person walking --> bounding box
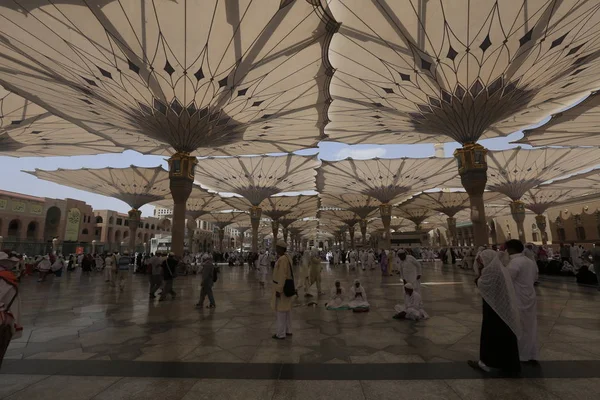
[148,253,163,299]
[271,241,294,340]
[159,253,178,301]
[116,251,131,292]
[196,253,216,308]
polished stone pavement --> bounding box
[1,261,599,399]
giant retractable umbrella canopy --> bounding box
[325,0,600,246]
[202,211,248,252]
[514,186,593,244]
[519,91,600,147]
[454,203,511,245]
[319,193,379,246]
[0,86,124,156]
[319,209,361,249]
[223,194,319,248]
[394,206,436,232]
[404,191,505,245]
[318,156,457,249]
[0,0,337,255]
[484,147,600,242]
[195,154,320,251]
[152,187,231,220]
[26,165,170,252]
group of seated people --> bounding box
[324,279,429,320]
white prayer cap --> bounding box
[404,283,414,290]
[276,240,288,249]
[398,249,406,254]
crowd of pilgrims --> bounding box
[1,238,599,372]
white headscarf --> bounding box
[477,249,522,338]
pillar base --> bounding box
[510,200,527,243]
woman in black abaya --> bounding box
[469,249,522,376]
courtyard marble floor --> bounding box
[1,261,599,399]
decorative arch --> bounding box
[145,223,149,229]
[8,219,21,239]
[43,206,61,240]
[95,216,103,223]
[82,228,89,235]
[26,221,38,240]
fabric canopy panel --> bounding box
[0,86,122,156]
[222,194,319,220]
[319,193,380,219]
[0,0,337,155]
[519,91,600,146]
[318,157,457,203]
[394,206,436,226]
[152,187,231,216]
[454,204,511,223]
[195,154,321,205]
[202,211,248,229]
[319,209,360,226]
[405,191,505,217]
[26,165,170,209]
[325,0,600,145]
[485,147,600,201]
[518,187,593,215]
[543,168,600,192]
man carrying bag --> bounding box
[271,240,295,340]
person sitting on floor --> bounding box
[348,279,369,312]
[325,280,348,310]
[393,283,429,321]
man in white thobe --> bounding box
[394,283,429,320]
[398,250,422,292]
[506,239,539,363]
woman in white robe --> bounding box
[348,279,369,311]
[326,280,348,310]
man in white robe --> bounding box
[394,283,429,320]
[367,250,376,270]
[506,239,539,363]
[360,250,368,270]
[398,250,422,292]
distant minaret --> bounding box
[434,143,444,157]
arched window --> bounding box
[145,223,149,229]
[95,216,103,224]
[557,228,566,242]
[8,219,21,239]
[151,224,155,230]
[26,221,38,240]
[82,228,89,235]
[576,226,586,241]
[109,217,114,225]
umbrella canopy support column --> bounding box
[217,228,225,253]
[488,219,499,245]
[510,201,527,243]
[379,203,392,250]
[127,209,141,254]
[283,227,289,244]
[454,143,489,247]
[446,217,457,246]
[168,153,197,257]
[348,224,355,249]
[271,220,280,250]
[359,219,367,247]
[250,207,262,252]
[535,214,548,245]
